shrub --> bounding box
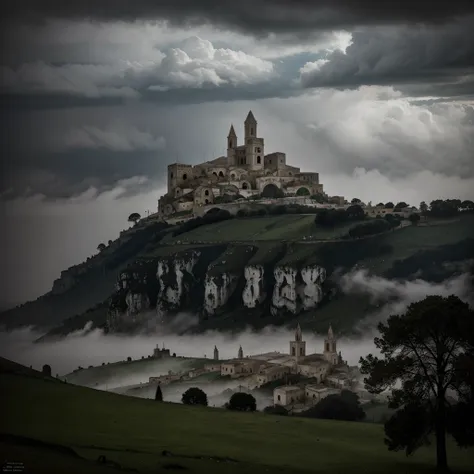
[227,392,257,412]
[263,405,288,416]
[42,364,52,377]
[182,387,208,406]
[349,219,391,238]
[155,385,163,402]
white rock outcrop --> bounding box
[156,252,200,306]
[125,292,150,317]
[300,265,326,309]
[204,273,238,314]
[242,265,266,308]
[271,266,299,314]
[271,264,326,314]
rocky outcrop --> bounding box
[271,265,326,315]
[204,273,239,314]
[242,265,266,308]
[106,244,329,332]
[156,251,200,317]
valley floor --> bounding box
[1,361,473,474]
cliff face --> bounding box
[106,244,329,333]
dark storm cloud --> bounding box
[3,0,474,33]
[300,17,474,96]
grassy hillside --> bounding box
[1,360,473,474]
[161,214,359,243]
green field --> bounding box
[2,360,473,473]
[162,215,358,243]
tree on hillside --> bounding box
[346,204,365,221]
[299,390,365,421]
[108,240,113,245]
[408,213,421,225]
[227,392,257,412]
[42,364,52,377]
[182,387,208,406]
[420,201,428,213]
[461,200,474,211]
[385,202,394,209]
[376,202,385,208]
[359,295,474,472]
[97,243,106,252]
[394,201,409,210]
[155,385,163,402]
[351,198,361,204]
[128,212,141,225]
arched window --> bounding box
[230,173,236,179]
[205,199,209,204]
[278,395,281,401]
[204,190,209,196]
[229,140,232,148]
[257,156,261,164]
[182,173,187,180]
[291,347,295,356]
[218,171,224,177]
[251,128,254,135]
[242,182,249,190]
[213,172,217,176]
[170,172,174,178]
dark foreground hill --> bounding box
[1,357,473,473]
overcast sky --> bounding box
[1,1,473,307]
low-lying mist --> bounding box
[0,269,471,381]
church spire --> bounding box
[245,110,256,123]
[295,323,302,342]
[213,345,219,361]
[328,324,334,339]
[227,124,237,137]
[238,345,243,359]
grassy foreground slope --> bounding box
[1,362,473,473]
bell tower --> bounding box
[238,345,243,359]
[244,110,264,171]
[290,323,306,362]
[214,345,219,361]
[227,124,237,166]
[323,325,338,365]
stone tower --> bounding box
[227,124,237,166]
[214,345,219,361]
[323,325,338,365]
[290,323,306,361]
[244,111,264,171]
[238,345,243,359]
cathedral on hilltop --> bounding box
[158,111,324,217]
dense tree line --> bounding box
[314,204,365,227]
[348,217,392,238]
[425,199,474,218]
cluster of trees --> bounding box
[423,199,474,218]
[314,204,365,227]
[360,295,474,471]
[298,390,366,421]
[155,386,258,412]
[348,218,392,238]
